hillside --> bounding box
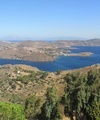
[0,39,99,62]
[0,64,99,120]
[0,64,66,102]
[55,38,100,46]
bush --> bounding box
[25,95,42,120]
[62,70,100,120]
[0,102,25,120]
[40,86,62,120]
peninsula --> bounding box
[0,38,99,62]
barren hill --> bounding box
[0,39,99,62]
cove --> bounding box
[0,46,100,72]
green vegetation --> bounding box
[0,102,25,120]
[25,95,42,120]
[0,65,99,120]
[62,70,100,120]
[14,71,48,83]
[40,86,62,120]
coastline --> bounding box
[0,52,93,62]
[63,52,93,57]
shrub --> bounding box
[0,102,25,120]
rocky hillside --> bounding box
[55,38,100,46]
[0,38,99,62]
[0,64,99,120]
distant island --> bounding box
[63,52,93,56]
[0,38,99,61]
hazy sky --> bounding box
[0,0,100,40]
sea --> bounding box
[0,46,100,72]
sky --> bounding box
[0,0,100,40]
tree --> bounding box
[25,95,42,120]
[40,86,62,120]
[0,102,25,120]
[62,70,100,120]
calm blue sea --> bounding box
[0,46,100,72]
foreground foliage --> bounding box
[62,69,100,120]
[25,95,42,120]
[40,86,62,120]
[0,102,25,120]
[0,68,99,120]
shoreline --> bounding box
[63,52,93,57]
[0,52,93,62]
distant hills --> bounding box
[44,36,86,41]
[55,38,100,46]
[1,38,100,46]
[0,38,99,62]
[1,37,100,45]
[0,36,86,41]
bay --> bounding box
[0,46,100,72]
